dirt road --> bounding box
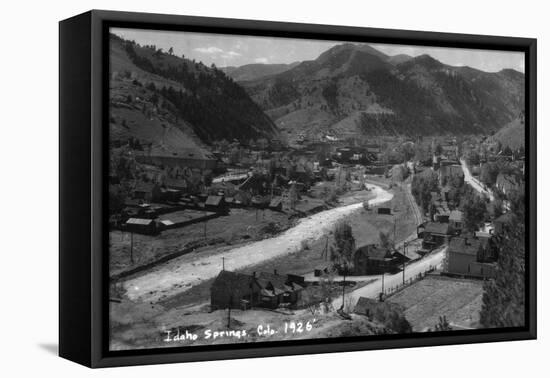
[460,159,494,201]
[123,184,394,303]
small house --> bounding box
[353,245,409,275]
[210,270,304,310]
[446,235,495,278]
[377,207,392,215]
[133,181,161,202]
[160,187,182,202]
[164,177,189,192]
[449,210,464,234]
[268,197,283,211]
[418,222,451,250]
[204,195,226,211]
[256,271,304,308]
[439,164,464,186]
[125,217,157,235]
[210,270,261,310]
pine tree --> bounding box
[479,215,525,328]
[331,221,355,273]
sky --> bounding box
[111,27,525,73]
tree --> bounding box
[466,150,480,166]
[434,315,452,331]
[480,215,525,328]
[168,47,174,55]
[434,143,443,156]
[462,193,487,232]
[331,221,355,273]
[502,145,513,156]
[379,231,393,250]
[399,143,415,162]
[411,170,439,214]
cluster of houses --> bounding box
[110,138,338,235]
[414,190,499,279]
[414,192,517,280]
[210,269,306,310]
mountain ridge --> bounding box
[221,62,300,82]
[241,43,524,143]
[109,33,279,151]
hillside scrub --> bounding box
[116,34,277,143]
[479,212,525,328]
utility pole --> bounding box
[341,268,346,310]
[402,241,406,285]
[227,295,232,328]
[130,232,134,264]
[381,273,385,294]
[393,217,397,244]
[222,257,225,271]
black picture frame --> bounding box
[59,9,537,368]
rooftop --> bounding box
[423,222,450,235]
[126,218,155,225]
[354,244,393,261]
[448,236,483,256]
[449,210,463,222]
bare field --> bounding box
[387,275,483,331]
[109,208,294,277]
[110,300,382,351]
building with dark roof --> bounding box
[125,217,158,235]
[439,164,464,186]
[210,270,304,310]
[204,195,226,211]
[268,197,283,211]
[133,181,161,202]
[210,270,261,310]
[418,222,452,250]
[446,235,496,278]
[449,210,464,233]
[352,245,410,275]
[164,177,189,192]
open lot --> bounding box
[387,275,484,331]
[109,207,295,277]
[110,300,382,350]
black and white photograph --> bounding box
[107,26,528,351]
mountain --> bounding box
[221,62,300,82]
[241,43,525,143]
[109,33,279,151]
[491,114,525,149]
[388,54,413,65]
